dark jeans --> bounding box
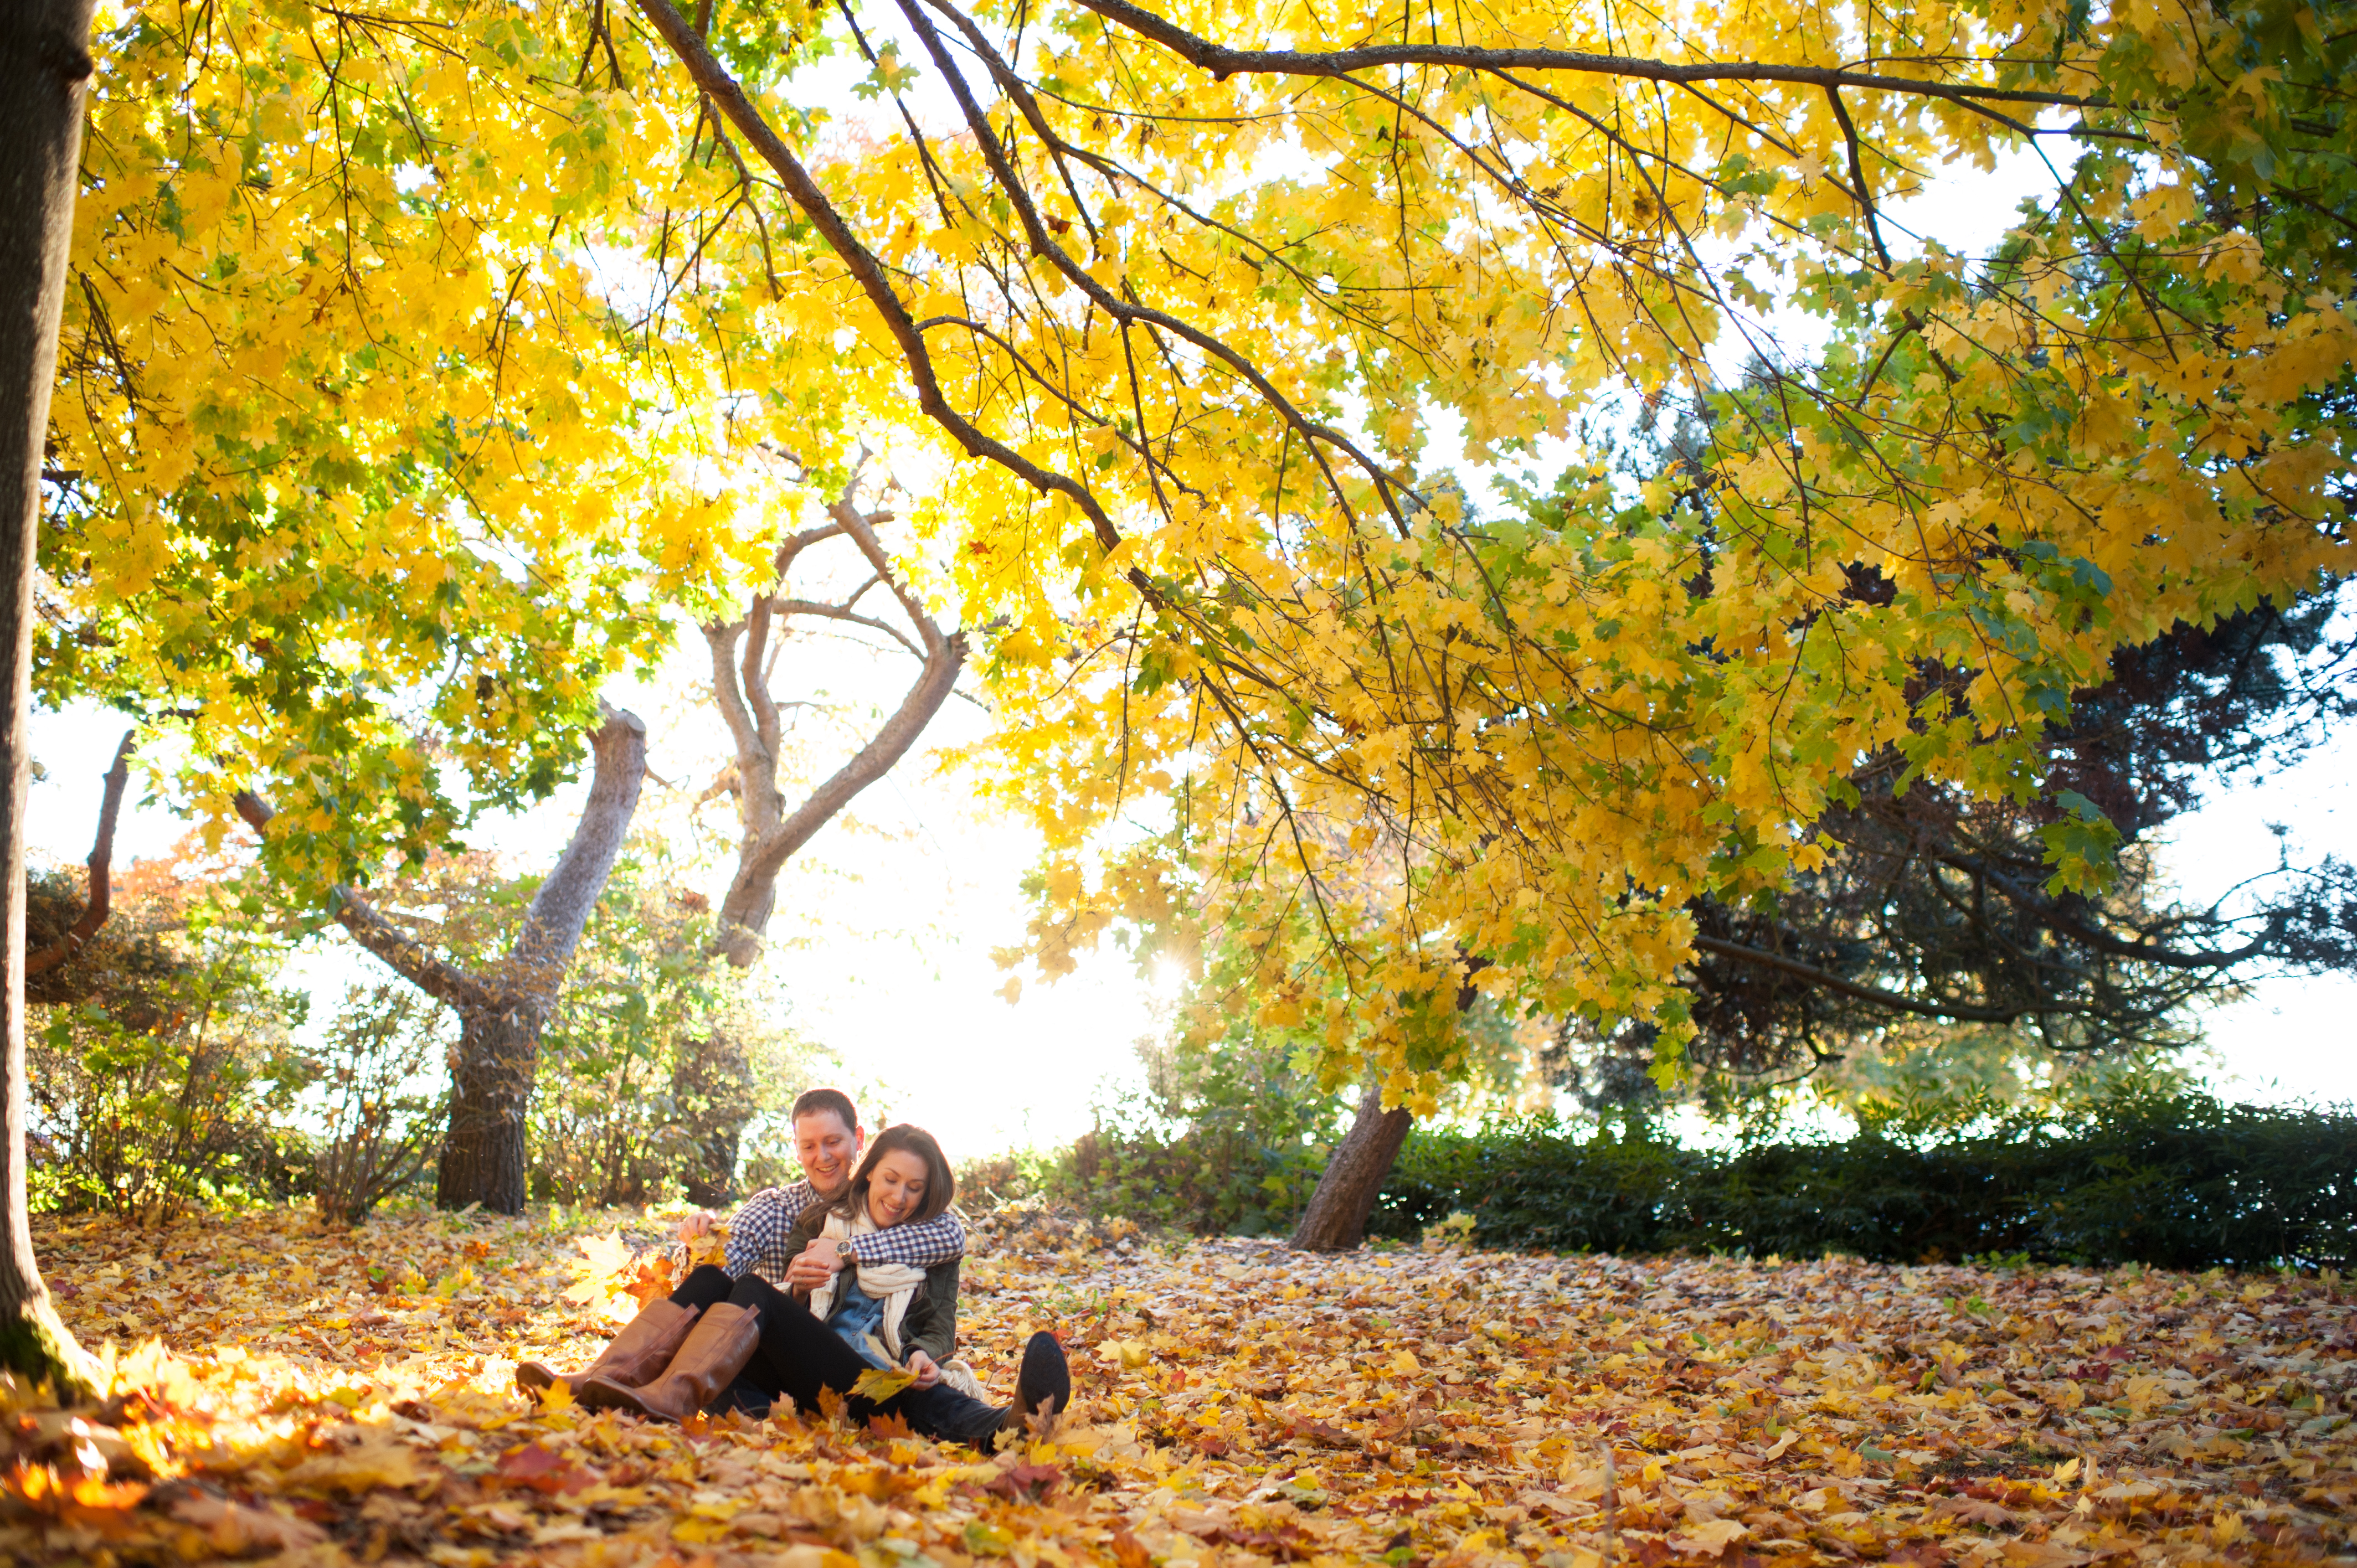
[669,1265,1004,1443]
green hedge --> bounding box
[1369,1092,2357,1271]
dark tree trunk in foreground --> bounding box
[243,709,648,1215]
[1289,1082,1416,1251]
[0,0,103,1392]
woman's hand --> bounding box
[785,1240,841,1291]
[904,1350,941,1390]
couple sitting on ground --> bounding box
[515,1089,1069,1446]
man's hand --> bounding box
[905,1350,941,1390]
[676,1211,716,1246]
[785,1239,844,1291]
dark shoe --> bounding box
[579,1302,760,1422]
[900,1381,1013,1446]
[1007,1332,1070,1430]
[516,1299,700,1399]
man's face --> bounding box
[794,1111,863,1199]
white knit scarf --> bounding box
[806,1204,928,1361]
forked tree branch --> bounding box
[734,510,966,891]
[706,478,970,966]
[24,728,133,977]
[232,789,501,1014]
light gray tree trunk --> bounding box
[431,707,647,1211]
[0,0,102,1391]
[706,489,966,968]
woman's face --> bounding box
[865,1148,930,1227]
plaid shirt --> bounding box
[722,1182,965,1286]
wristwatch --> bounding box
[834,1240,857,1263]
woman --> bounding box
[577,1125,1069,1445]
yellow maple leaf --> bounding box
[561,1231,633,1306]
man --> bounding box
[516,1087,963,1397]
[679,1087,965,1288]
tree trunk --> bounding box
[433,707,646,1214]
[25,729,131,977]
[434,1003,543,1215]
[0,0,102,1392]
[1289,1082,1416,1251]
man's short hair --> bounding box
[791,1087,860,1134]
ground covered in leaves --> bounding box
[6,1205,2351,1567]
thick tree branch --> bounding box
[506,704,648,1005]
[231,789,500,1013]
[771,595,925,658]
[1691,933,2081,1024]
[23,728,132,977]
[1824,85,1893,271]
[1068,0,2107,110]
[1915,842,2286,971]
[703,617,766,764]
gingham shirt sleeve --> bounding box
[723,1183,817,1284]
[848,1208,965,1268]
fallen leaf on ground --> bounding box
[0,1209,2344,1568]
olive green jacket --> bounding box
[784,1208,961,1368]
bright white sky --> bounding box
[27,50,2354,1165]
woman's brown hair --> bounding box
[843,1123,955,1225]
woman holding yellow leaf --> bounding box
[577,1125,1069,1442]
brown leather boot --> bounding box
[579,1302,760,1422]
[516,1299,699,1400]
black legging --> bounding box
[669,1265,1005,1443]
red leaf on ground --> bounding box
[490,1442,593,1495]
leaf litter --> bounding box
[6,1209,2351,1566]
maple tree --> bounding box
[3,0,105,1394]
[47,0,792,892]
[626,0,2354,1133]
[36,0,2350,1243]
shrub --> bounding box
[27,910,311,1220]
[1365,1091,2356,1270]
[309,984,449,1226]
[1372,1118,1701,1255]
[1028,1026,1350,1236]
[528,863,830,1206]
